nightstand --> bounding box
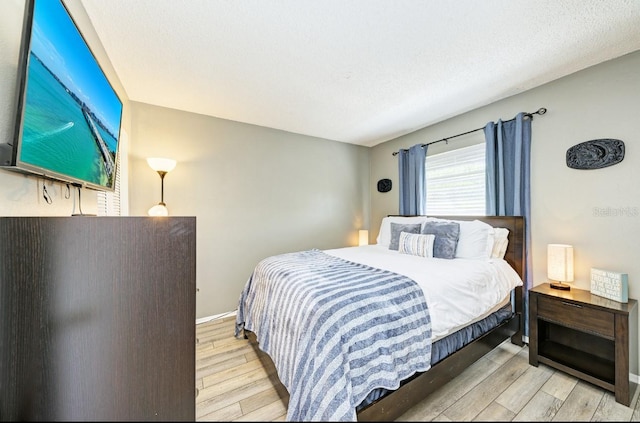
[529,283,638,406]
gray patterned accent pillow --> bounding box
[421,221,460,259]
[389,223,422,250]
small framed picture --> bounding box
[590,268,628,303]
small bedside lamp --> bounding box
[358,229,369,246]
[147,157,177,217]
[548,244,573,290]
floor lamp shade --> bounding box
[147,158,177,173]
[147,157,176,216]
[548,244,573,290]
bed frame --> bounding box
[245,215,525,421]
[355,215,525,421]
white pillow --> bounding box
[398,232,435,258]
[404,217,495,260]
[376,216,432,248]
[455,219,495,259]
[491,227,510,259]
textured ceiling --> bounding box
[79,0,640,147]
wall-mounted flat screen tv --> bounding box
[0,0,123,191]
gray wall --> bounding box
[127,102,370,318]
[371,51,640,355]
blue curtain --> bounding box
[398,143,427,215]
[484,112,532,336]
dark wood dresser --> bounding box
[0,217,196,421]
[529,283,638,406]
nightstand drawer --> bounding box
[537,295,614,338]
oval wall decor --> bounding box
[566,139,625,170]
[377,178,392,193]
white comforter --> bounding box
[324,244,523,340]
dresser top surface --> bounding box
[531,283,637,314]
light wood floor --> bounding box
[196,315,640,421]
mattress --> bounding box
[324,244,523,340]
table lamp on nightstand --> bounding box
[548,243,573,290]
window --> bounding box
[425,143,485,215]
[97,158,121,215]
[98,129,129,216]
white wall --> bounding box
[127,102,370,318]
[371,50,640,370]
[0,0,130,216]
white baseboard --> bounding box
[196,309,237,325]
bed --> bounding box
[235,215,525,421]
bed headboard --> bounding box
[390,215,526,347]
[389,215,525,279]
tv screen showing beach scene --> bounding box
[15,0,123,191]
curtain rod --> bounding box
[391,107,547,156]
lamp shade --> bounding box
[547,244,574,282]
[358,229,369,246]
[148,203,169,217]
[147,157,177,173]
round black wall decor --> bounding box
[566,139,625,170]
[377,178,392,193]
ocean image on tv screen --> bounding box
[19,0,122,189]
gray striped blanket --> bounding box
[235,249,432,421]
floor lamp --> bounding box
[147,157,176,216]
